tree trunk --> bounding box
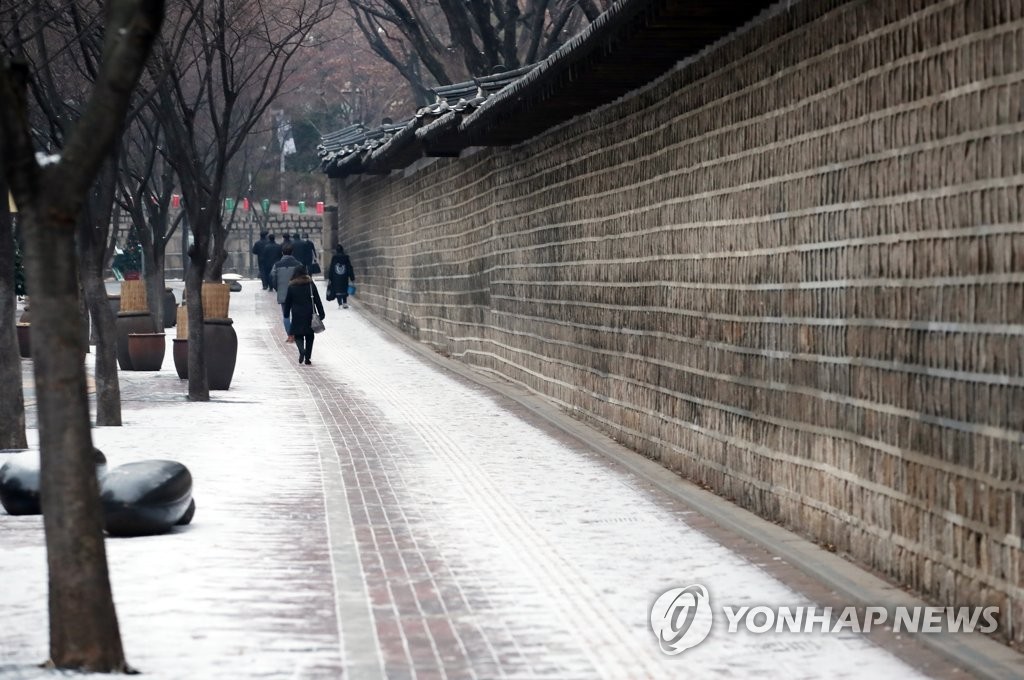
[184,244,209,401]
[144,261,164,329]
[82,273,121,426]
[0,170,27,449]
[21,203,127,672]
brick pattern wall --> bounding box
[334,0,1024,642]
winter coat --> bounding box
[327,253,354,293]
[293,239,315,268]
[283,275,325,336]
[272,255,302,301]
[251,238,267,257]
[260,241,282,272]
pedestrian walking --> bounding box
[283,265,325,365]
[327,244,355,309]
[260,234,282,291]
[272,243,302,299]
[251,231,269,287]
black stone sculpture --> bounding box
[101,460,194,536]
[0,449,195,537]
[0,448,107,515]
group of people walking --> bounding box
[250,231,356,365]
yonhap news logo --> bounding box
[649,585,714,655]
[650,585,999,655]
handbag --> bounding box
[308,250,321,275]
[325,281,335,301]
[309,284,325,333]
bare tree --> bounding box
[0,0,163,670]
[152,0,335,401]
[0,0,137,429]
[117,112,183,330]
[0,158,26,449]
[348,0,611,101]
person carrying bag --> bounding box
[282,265,325,365]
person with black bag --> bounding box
[282,265,325,365]
[326,244,355,309]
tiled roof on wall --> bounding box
[320,0,776,178]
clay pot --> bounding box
[16,323,30,358]
[115,312,156,371]
[162,289,177,328]
[203,319,237,390]
[172,338,188,379]
[127,333,166,371]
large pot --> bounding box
[127,333,166,371]
[162,289,177,328]
[115,311,155,371]
[16,323,30,359]
[203,319,237,390]
[172,338,188,379]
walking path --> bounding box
[1,281,1020,679]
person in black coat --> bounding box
[259,234,282,291]
[251,231,269,288]
[327,244,355,308]
[283,265,325,365]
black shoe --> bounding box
[298,356,304,364]
[304,359,311,365]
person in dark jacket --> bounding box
[327,244,355,308]
[283,265,325,365]
[272,243,302,302]
[259,234,282,291]
[251,231,269,288]
[293,233,317,271]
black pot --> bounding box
[203,319,237,390]
[172,338,188,379]
[16,323,30,359]
[163,289,177,327]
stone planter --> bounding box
[172,338,188,379]
[127,333,166,371]
[16,323,30,358]
[115,311,156,371]
[203,319,237,390]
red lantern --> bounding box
[315,201,324,214]
[171,194,181,208]
[280,200,288,213]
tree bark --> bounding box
[184,242,209,401]
[0,167,27,450]
[0,0,163,670]
[79,157,123,427]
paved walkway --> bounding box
[1,281,1020,679]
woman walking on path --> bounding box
[283,265,325,365]
[327,244,355,309]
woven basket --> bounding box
[201,282,230,320]
[120,279,147,313]
[176,305,188,339]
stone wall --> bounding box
[331,0,1024,642]
[161,212,326,278]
